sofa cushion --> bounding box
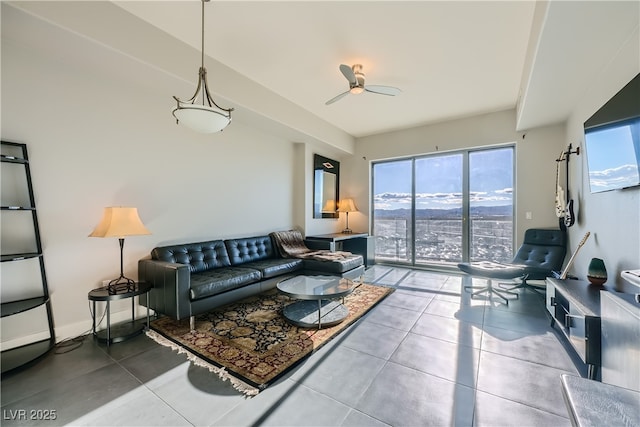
[243,258,304,279]
[190,267,262,300]
[225,236,275,265]
[152,240,231,273]
[303,254,363,274]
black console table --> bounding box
[546,278,602,379]
[88,282,151,346]
[305,233,375,268]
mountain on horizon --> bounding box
[375,205,512,219]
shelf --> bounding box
[1,141,55,375]
[1,297,49,318]
[1,206,35,211]
[0,154,28,164]
[94,319,147,345]
[1,338,55,375]
[1,253,42,262]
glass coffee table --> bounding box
[277,275,356,329]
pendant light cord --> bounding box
[201,0,205,70]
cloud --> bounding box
[589,164,639,190]
[375,189,513,209]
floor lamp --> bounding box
[89,207,151,294]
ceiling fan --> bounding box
[325,64,401,105]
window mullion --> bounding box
[462,151,470,263]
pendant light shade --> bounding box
[172,102,230,134]
[172,0,233,133]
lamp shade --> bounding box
[89,207,151,238]
[337,198,357,213]
[321,199,336,213]
[172,104,231,133]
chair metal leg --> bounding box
[499,276,545,296]
[464,278,519,305]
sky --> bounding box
[585,120,640,193]
[373,147,513,210]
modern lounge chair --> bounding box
[458,228,567,304]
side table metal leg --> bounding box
[317,300,322,329]
[146,302,150,330]
[92,300,96,337]
[131,296,135,324]
[106,300,111,346]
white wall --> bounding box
[343,109,565,248]
[564,26,640,292]
[0,7,310,346]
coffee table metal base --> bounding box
[283,299,348,329]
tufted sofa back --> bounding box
[152,240,231,273]
[513,228,566,272]
[225,235,275,265]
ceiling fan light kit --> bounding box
[172,0,233,133]
[326,63,401,105]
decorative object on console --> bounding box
[337,198,357,234]
[587,257,607,286]
[172,0,233,133]
[89,207,151,294]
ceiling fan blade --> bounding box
[325,91,350,105]
[365,85,402,96]
[339,64,357,85]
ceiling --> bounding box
[6,1,639,141]
[115,1,535,138]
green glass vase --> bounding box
[587,257,607,286]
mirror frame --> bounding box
[313,154,340,218]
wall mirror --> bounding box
[313,154,339,218]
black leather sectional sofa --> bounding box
[138,234,364,328]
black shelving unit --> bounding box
[1,141,55,374]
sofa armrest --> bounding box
[138,259,191,320]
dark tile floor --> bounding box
[1,266,584,426]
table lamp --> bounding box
[89,207,151,294]
[337,198,357,234]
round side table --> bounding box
[88,281,151,346]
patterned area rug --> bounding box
[147,282,393,396]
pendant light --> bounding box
[172,0,233,133]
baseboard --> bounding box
[1,306,152,351]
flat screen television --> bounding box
[584,73,640,193]
[584,117,640,193]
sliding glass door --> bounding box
[372,146,513,267]
[371,160,413,263]
[468,148,514,263]
[414,153,464,265]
